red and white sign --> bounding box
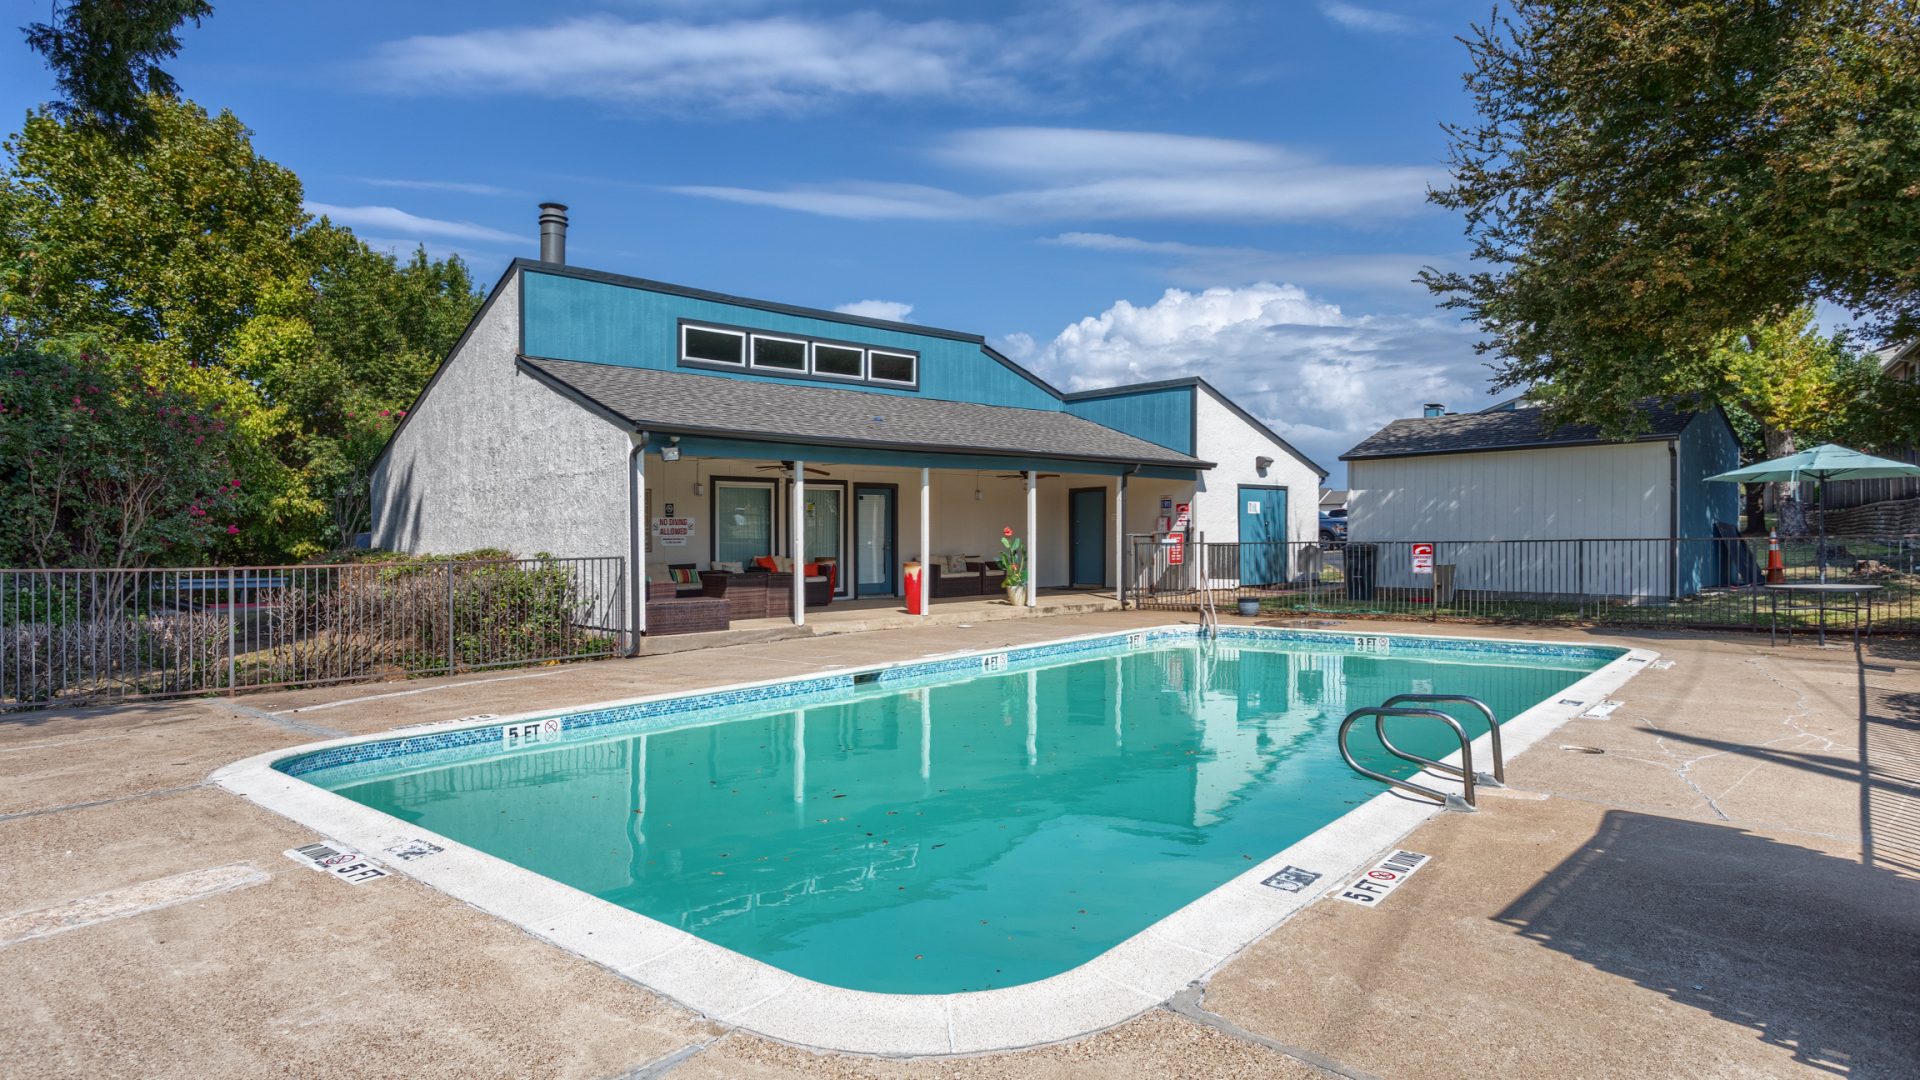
[653,516,695,547]
[1411,542,1435,575]
[1167,536,1185,565]
[1172,502,1192,531]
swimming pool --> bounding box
[226,625,1652,1053]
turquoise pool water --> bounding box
[308,635,1610,993]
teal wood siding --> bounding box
[521,270,1059,410]
[1675,410,1742,594]
[1063,386,1195,456]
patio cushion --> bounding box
[942,554,970,574]
[666,566,699,585]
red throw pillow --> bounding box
[753,556,779,572]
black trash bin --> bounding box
[1345,543,1378,601]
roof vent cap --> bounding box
[538,202,568,264]
[1422,403,1446,418]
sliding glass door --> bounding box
[802,484,844,594]
[713,481,776,565]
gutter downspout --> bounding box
[628,432,648,654]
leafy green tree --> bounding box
[0,97,482,561]
[1424,1,1920,432]
[0,349,240,568]
[22,0,213,149]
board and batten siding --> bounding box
[1185,387,1322,585]
[1348,441,1675,597]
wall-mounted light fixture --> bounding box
[662,435,682,462]
[1255,455,1274,474]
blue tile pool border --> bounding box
[275,625,1624,787]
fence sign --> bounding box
[1167,535,1185,565]
[1411,542,1434,575]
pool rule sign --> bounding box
[1335,850,1430,906]
[1411,542,1435,575]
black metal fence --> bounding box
[1,555,627,710]
[1125,534,1919,633]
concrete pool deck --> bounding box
[3,612,1917,1078]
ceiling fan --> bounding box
[754,463,831,477]
[995,472,1061,480]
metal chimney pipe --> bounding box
[538,202,568,264]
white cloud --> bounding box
[362,178,519,197]
[668,182,982,221]
[304,202,520,244]
[834,300,916,322]
[673,127,1438,224]
[1022,282,1490,477]
[930,127,1296,177]
[1319,2,1415,34]
[1045,232,1446,293]
[364,5,1207,114]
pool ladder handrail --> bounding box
[1380,693,1505,788]
[1337,696,1500,812]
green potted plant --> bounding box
[998,527,1027,606]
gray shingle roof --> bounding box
[1342,400,1702,461]
[519,357,1211,468]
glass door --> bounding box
[854,485,897,597]
[802,484,844,595]
[714,481,776,566]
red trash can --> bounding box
[904,561,923,614]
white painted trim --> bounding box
[809,341,867,382]
[681,324,747,367]
[867,348,917,387]
[213,626,1654,1058]
[750,332,810,374]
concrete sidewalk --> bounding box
[2,614,1915,1079]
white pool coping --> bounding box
[213,624,1656,1057]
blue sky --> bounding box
[2,0,1502,484]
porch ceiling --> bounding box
[518,356,1212,470]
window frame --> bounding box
[676,319,919,391]
[865,349,918,387]
[749,333,809,373]
[680,324,747,368]
[809,341,867,382]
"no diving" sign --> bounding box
[1335,850,1430,906]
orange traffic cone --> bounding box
[1765,530,1785,584]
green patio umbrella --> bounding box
[1707,444,1920,581]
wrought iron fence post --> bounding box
[226,568,237,695]
[1577,541,1585,620]
[445,561,456,676]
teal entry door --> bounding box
[854,485,897,597]
[1237,486,1288,585]
[1068,487,1107,586]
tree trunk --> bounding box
[1742,483,1766,534]
[1762,426,1808,535]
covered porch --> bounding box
[629,441,1199,635]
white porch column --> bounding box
[627,435,646,649]
[791,460,806,626]
[1025,470,1038,607]
[918,467,931,616]
[1115,473,1128,606]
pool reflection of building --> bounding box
[344,647,1579,942]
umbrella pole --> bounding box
[1817,477,1827,584]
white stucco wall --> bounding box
[370,277,631,558]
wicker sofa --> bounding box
[645,580,730,635]
[927,558,1007,597]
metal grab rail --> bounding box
[1338,706,1479,812]
[1381,693,1503,787]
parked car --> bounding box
[1320,507,1351,541]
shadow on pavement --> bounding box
[1495,809,1919,1077]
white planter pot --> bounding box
[1005,585,1026,607]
